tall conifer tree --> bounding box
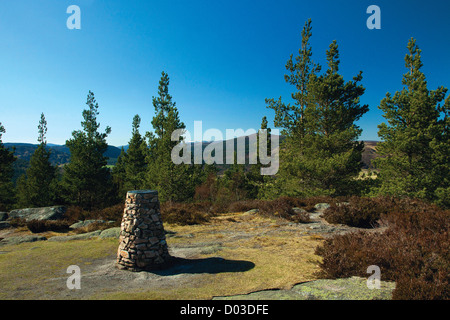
[0,123,16,210]
[267,20,368,196]
[145,72,199,201]
[266,19,320,139]
[266,19,320,196]
[299,40,368,195]
[61,91,114,209]
[375,38,450,205]
[112,147,127,199]
[17,113,56,207]
[124,114,147,190]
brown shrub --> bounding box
[156,195,343,225]
[208,196,341,223]
[26,219,71,233]
[65,204,124,224]
[64,206,88,223]
[322,196,389,228]
[315,199,450,300]
[322,196,443,229]
[394,273,449,300]
[160,202,210,225]
[96,203,125,222]
[227,200,263,213]
[8,218,28,228]
[315,231,394,279]
[194,173,218,201]
[299,196,341,212]
[256,197,309,223]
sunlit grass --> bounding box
[0,238,118,299]
[0,212,323,300]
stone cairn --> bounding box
[117,190,171,271]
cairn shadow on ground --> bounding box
[151,257,255,276]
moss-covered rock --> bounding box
[213,277,396,300]
[47,230,102,242]
[0,235,47,246]
[8,206,66,221]
[99,227,121,239]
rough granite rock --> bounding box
[314,203,330,210]
[99,227,121,239]
[0,235,47,246]
[48,230,102,242]
[69,220,112,229]
[292,207,308,214]
[8,206,66,221]
[213,277,396,300]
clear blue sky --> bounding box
[1,0,449,146]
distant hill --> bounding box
[6,139,379,183]
[361,141,379,169]
[5,143,122,183]
[5,143,71,166]
[4,143,121,166]
[110,137,380,169]
[186,136,379,170]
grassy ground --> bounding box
[0,238,118,299]
[0,211,324,300]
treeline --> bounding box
[0,20,449,212]
[0,73,211,211]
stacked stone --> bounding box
[117,190,171,271]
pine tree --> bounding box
[0,123,16,210]
[112,147,127,199]
[266,21,368,196]
[145,72,197,202]
[16,113,57,207]
[265,19,320,196]
[298,40,368,195]
[15,174,29,208]
[266,19,320,140]
[247,116,271,198]
[116,114,148,192]
[61,91,114,209]
[375,38,450,205]
[260,116,271,152]
[223,161,249,201]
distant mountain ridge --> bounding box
[5,138,379,172]
[185,136,379,169]
[4,143,122,166]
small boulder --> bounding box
[8,206,66,221]
[314,203,330,210]
[213,276,396,300]
[0,235,47,246]
[292,207,308,214]
[70,220,106,229]
[99,227,121,239]
[48,230,102,242]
